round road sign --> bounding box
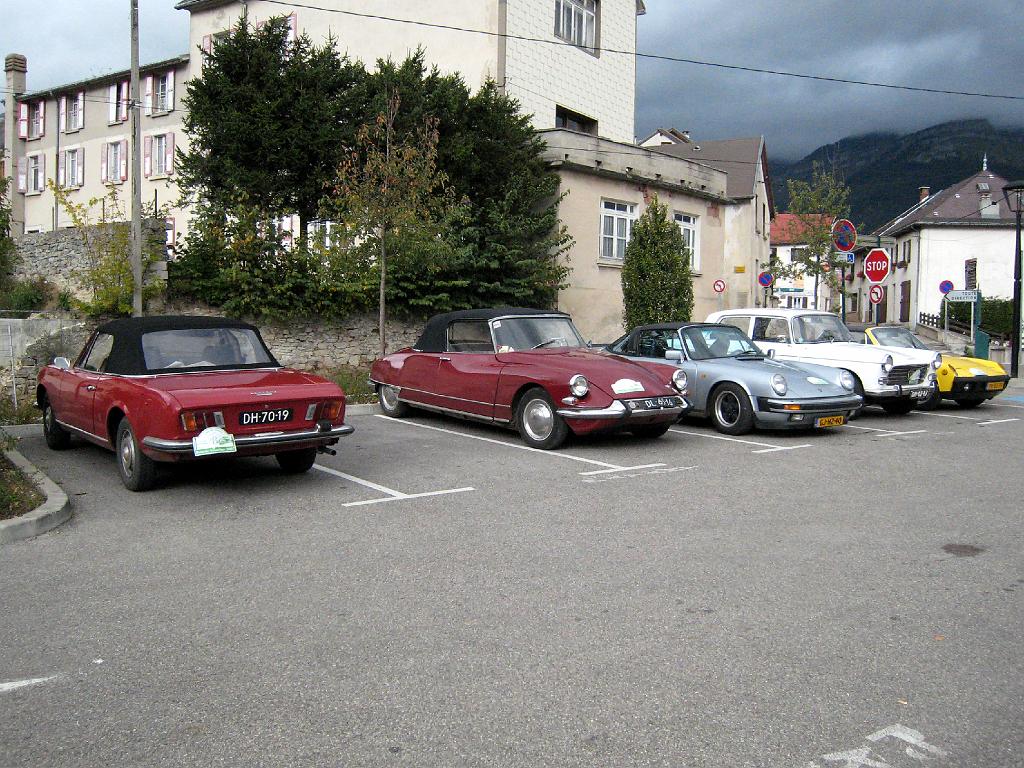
[864,248,891,284]
[939,280,954,294]
[869,284,885,305]
[832,219,858,252]
[713,279,727,293]
[757,271,774,288]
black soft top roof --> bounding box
[414,308,567,352]
[92,315,278,375]
[628,322,720,334]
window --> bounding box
[82,334,115,372]
[67,96,80,130]
[637,329,683,358]
[103,140,126,184]
[151,134,169,176]
[717,315,752,334]
[61,92,84,132]
[59,148,83,188]
[555,105,597,135]
[900,240,911,267]
[154,72,173,112]
[26,154,45,194]
[751,317,790,343]
[554,0,597,52]
[674,212,701,272]
[29,101,45,139]
[109,81,129,124]
[600,200,636,260]
[447,321,494,353]
[790,247,808,263]
[849,293,858,313]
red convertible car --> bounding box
[37,316,353,491]
[369,308,689,449]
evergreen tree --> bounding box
[621,198,693,329]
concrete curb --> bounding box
[0,435,71,545]
[346,403,380,416]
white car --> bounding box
[705,309,940,415]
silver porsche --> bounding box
[606,323,864,434]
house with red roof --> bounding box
[768,212,837,312]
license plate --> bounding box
[910,389,930,399]
[815,415,845,428]
[987,381,1004,391]
[239,408,292,426]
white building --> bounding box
[767,213,838,312]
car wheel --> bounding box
[954,397,985,409]
[631,422,672,439]
[276,447,317,474]
[847,371,866,420]
[709,383,754,435]
[378,384,409,417]
[515,388,569,450]
[881,400,916,415]
[916,387,941,411]
[42,398,71,450]
[116,417,156,492]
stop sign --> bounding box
[864,248,890,284]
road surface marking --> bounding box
[581,466,696,483]
[984,401,1024,409]
[376,415,665,475]
[0,676,58,693]
[844,425,929,437]
[914,411,982,421]
[670,428,810,453]
[978,418,1020,426]
[313,464,474,507]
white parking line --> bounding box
[914,411,982,421]
[978,418,1020,426]
[842,424,930,437]
[984,401,1024,409]
[669,428,811,453]
[376,415,666,475]
[0,676,58,693]
[313,464,474,507]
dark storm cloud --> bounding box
[636,0,1024,160]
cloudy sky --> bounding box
[3,1,1022,160]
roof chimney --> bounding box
[918,186,930,202]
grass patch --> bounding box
[0,399,40,425]
[323,364,377,404]
[0,453,44,521]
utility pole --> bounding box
[130,0,143,316]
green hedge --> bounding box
[948,297,1015,336]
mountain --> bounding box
[770,120,1024,233]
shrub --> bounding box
[0,277,49,311]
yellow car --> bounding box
[851,324,1009,409]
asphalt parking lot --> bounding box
[2,396,1023,767]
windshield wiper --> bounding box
[532,337,565,349]
[734,350,764,358]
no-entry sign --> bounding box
[713,279,726,293]
[864,248,890,284]
[869,284,885,305]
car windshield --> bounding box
[680,325,761,360]
[792,314,852,343]
[141,328,275,371]
[871,327,929,349]
[491,316,586,351]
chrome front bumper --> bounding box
[757,394,863,414]
[557,396,689,420]
[142,424,355,454]
[866,382,933,399]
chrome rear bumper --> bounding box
[143,424,354,454]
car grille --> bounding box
[884,365,927,385]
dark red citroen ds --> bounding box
[370,308,690,449]
[37,316,353,491]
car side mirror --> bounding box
[54,357,71,370]
[766,349,776,359]
[664,350,682,361]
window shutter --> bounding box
[144,75,153,115]
[38,100,45,137]
[144,135,153,177]
[166,132,175,174]
[119,80,129,122]
[166,70,175,111]
[101,143,108,182]
[166,218,176,250]
[109,84,118,123]
[202,35,213,55]
[77,92,85,129]
[40,154,46,190]
[120,139,129,181]
[77,149,85,187]
[18,103,28,138]
[59,96,67,132]
[288,13,298,41]
[58,151,66,187]
[17,157,27,192]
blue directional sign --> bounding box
[939,280,954,295]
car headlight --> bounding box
[882,355,894,373]
[839,370,856,391]
[771,374,788,395]
[672,368,688,393]
[569,374,589,398]
[931,354,941,370]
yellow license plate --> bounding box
[987,381,1004,391]
[815,415,845,428]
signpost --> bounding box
[864,248,891,284]
[869,285,884,305]
[831,219,857,252]
[943,289,982,346]
[946,289,979,303]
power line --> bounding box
[263,0,1024,101]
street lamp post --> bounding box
[1004,180,1024,378]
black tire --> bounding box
[954,397,985,409]
[847,372,866,420]
[631,422,672,439]
[515,388,569,449]
[377,384,410,417]
[41,398,71,450]
[881,400,916,415]
[276,447,317,474]
[709,383,755,435]
[115,417,156,492]
[916,387,941,411]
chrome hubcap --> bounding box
[522,398,554,441]
[120,433,135,478]
[44,406,54,431]
[715,391,741,426]
[380,385,400,411]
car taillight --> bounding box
[181,411,200,432]
[180,411,224,432]
[322,400,343,421]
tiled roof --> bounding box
[19,54,190,101]
[874,169,1015,236]
[771,213,833,245]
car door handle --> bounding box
[439,356,451,362]
[86,385,97,391]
